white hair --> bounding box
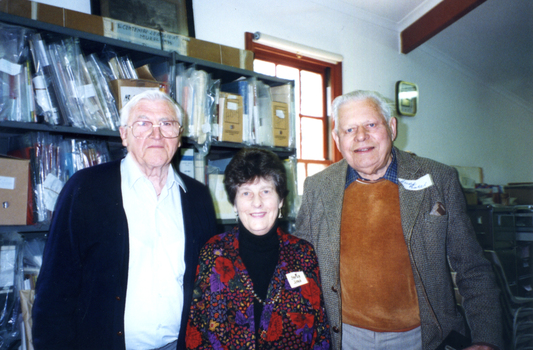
[332,90,392,133]
[119,90,183,126]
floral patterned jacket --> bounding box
[186,227,331,350]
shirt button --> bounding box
[117,331,123,336]
[333,326,340,333]
[331,286,338,293]
[115,296,121,300]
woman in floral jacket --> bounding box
[186,148,330,350]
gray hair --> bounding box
[120,90,183,126]
[332,90,392,133]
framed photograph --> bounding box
[395,81,418,116]
[95,0,195,37]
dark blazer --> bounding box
[296,147,503,350]
[32,159,217,350]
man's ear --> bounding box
[119,126,128,147]
[331,129,341,152]
[389,117,398,141]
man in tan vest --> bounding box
[296,90,502,350]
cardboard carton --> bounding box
[218,92,243,143]
[272,101,289,147]
[0,157,29,225]
[504,183,533,205]
[64,9,104,36]
[109,79,168,110]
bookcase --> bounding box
[0,10,296,229]
[0,11,296,348]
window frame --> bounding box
[245,32,344,171]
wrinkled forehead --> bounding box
[128,99,179,122]
[338,99,387,123]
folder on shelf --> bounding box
[218,92,243,143]
[271,84,293,148]
[221,79,252,144]
[208,174,236,220]
[0,157,29,225]
[253,80,274,146]
[272,101,289,147]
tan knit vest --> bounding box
[340,179,420,332]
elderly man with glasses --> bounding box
[32,90,217,350]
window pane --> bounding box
[297,162,306,195]
[301,117,324,160]
[254,59,275,76]
[301,70,323,117]
[307,163,327,177]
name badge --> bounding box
[286,271,308,288]
[398,174,434,191]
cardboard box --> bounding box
[167,35,254,70]
[7,0,63,26]
[64,9,104,36]
[504,183,533,205]
[272,101,289,147]
[221,45,253,70]
[103,17,165,51]
[218,92,243,143]
[110,79,168,110]
[463,189,478,206]
[0,157,29,225]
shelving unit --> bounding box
[0,11,296,232]
[0,10,296,349]
[468,205,533,298]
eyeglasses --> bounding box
[125,120,183,139]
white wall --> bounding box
[193,0,533,185]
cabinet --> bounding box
[468,205,533,298]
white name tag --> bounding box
[286,271,308,288]
[399,174,434,191]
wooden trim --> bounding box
[330,61,343,162]
[247,32,340,72]
[245,32,343,162]
[401,0,486,54]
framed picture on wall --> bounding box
[395,81,418,116]
[94,0,195,37]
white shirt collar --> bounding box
[121,153,187,193]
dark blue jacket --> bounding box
[32,159,217,350]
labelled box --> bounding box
[272,101,289,147]
[0,157,29,225]
[103,17,164,50]
[109,79,168,110]
[218,92,243,143]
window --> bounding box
[245,33,343,194]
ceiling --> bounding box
[315,0,533,111]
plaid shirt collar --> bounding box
[345,148,398,188]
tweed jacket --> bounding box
[295,147,503,350]
[32,159,217,350]
[185,227,331,350]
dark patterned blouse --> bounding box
[185,227,331,350]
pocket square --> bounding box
[430,202,446,216]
